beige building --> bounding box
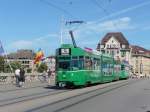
[43,56,56,71]
[130,45,150,76]
[7,49,35,69]
[97,32,131,62]
[96,32,150,77]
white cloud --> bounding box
[96,1,150,22]
[6,33,60,55]
[74,17,134,38]
[60,17,135,48]
[6,17,135,54]
[11,40,33,49]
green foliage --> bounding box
[10,61,22,71]
[4,61,22,73]
[27,68,32,73]
[3,64,11,73]
[37,63,48,73]
[0,56,5,72]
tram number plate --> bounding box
[60,48,70,55]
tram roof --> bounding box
[59,44,112,58]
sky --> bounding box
[0,0,150,56]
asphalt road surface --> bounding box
[1,79,150,112]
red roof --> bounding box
[131,45,150,55]
[97,32,129,50]
[101,32,129,45]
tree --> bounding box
[37,63,48,73]
[27,68,32,73]
[10,61,22,72]
[0,56,5,72]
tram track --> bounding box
[0,89,71,107]
[27,79,141,112]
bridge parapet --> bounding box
[0,73,52,84]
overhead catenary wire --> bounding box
[90,0,119,31]
[84,0,150,27]
[40,0,77,19]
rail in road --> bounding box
[0,87,70,107]
[0,79,141,112]
[0,82,48,93]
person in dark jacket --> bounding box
[19,68,25,87]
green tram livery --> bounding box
[56,44,129,87]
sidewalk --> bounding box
[0,81,53,92]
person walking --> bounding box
[47,69,52,85]
[19,68,25,87]
[15,68,20,86]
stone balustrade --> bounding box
[0,73,55,85]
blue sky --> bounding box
[0,0,150,56]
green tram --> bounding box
[56,44,129,87]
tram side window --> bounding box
[71,59,79,70]
[59,61,70,70]
[114,65,121,73]
[79,60,84,70]
[102,62,113,75]
[121,65,125,70]
[102,63,108,75]
[93,58,100,70]
[109,64,113,75]
[78,56,84,70]
[85,57,92,70]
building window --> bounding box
[113,44,116,48]
[117,50,119,54]
[101,45,104,48]
[107,50,109,54]
[121,51,126,57]
[111,51,114,56]
[122,45,126,48]
[107,45,109,48]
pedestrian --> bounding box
[15,68,20,86]
[19,68,25,87]
[47,69,52,85]
[42,71,47,82]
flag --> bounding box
[0,41,4,56]
[34,48,44,64]
[84,47,93,53]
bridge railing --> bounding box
[0,73,52,84]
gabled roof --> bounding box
[101,32,129,45]
[131,45,150,55]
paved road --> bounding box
[1,79,150,112]
[0,82,68,107]
[27,79,150,112]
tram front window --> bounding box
[58,61,70,70]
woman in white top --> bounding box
[15,68,20,86]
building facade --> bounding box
[97,32,131,62]
[43,56,56,72]
[130,45,150,76]
[7,49,35,69]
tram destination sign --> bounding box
[59,48,71,55]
